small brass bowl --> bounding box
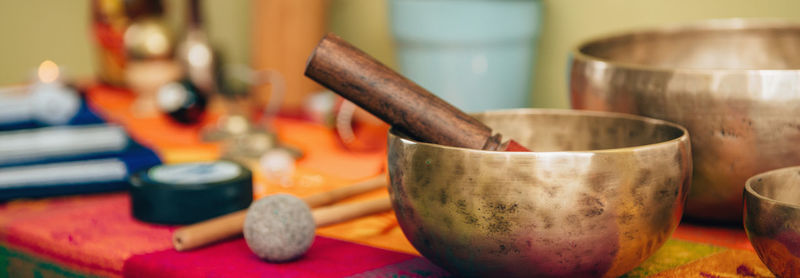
[744,166,800,277]
[571,19,800,222]
[388,109,691,278]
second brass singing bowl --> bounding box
[388,109,691,278]
[745,166,800,277]
[571,19,800,222]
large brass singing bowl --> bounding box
[388,109,691,278]
[571,19,800,222]
[745,166,800,277]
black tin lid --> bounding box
[130,160,253,225]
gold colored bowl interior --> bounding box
[746,167,800,209]
[469,109,685,152]
[578,20,800,70]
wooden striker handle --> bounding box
[312,197,392,228]
[302,174,385,208]
[304,33,505,151]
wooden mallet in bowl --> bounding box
[304,33,530,152]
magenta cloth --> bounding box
[123,237,425,277]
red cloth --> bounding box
[123,238,416,277]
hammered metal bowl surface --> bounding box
[745,166,800,277]
[387,109,691,278]
[571,19,800,222]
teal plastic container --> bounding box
[390,0,542,112]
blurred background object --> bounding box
[0,61,82,128]
[116,0,182,116]
[390,0,541,112]
[0,124,128,166]
[251,0,329,115]
[156,79,207,124]
[6,0,800,110]
[174,0,218,96]
[91,0,128,86]
[122,2,171,60]
[333,99,389,152]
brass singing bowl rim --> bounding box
[390,108,689,154]
[745,165,800,210]
[573,18,800,73]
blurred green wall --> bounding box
[0,1,94,83]
[3,0,800,108]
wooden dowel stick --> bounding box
[173,210,247,251]
[302,175,386,208]
[173,175,387,251]
[312,197,392,228]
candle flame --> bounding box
[38,60,60,83]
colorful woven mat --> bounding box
[0,85,776,277]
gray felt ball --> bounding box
[243,193,316,262]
